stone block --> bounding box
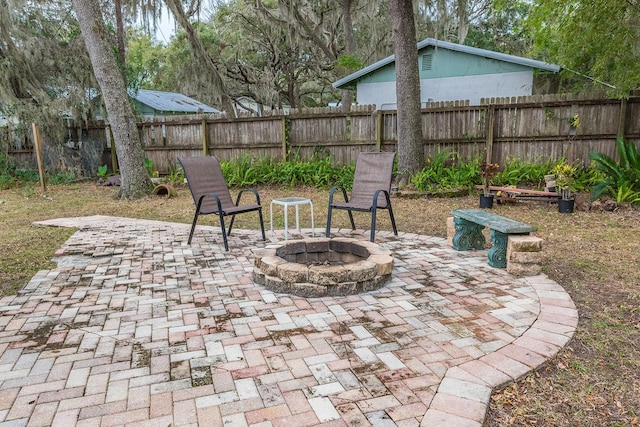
[295,282,328,298]
[507,261,542,277]
[447,217,455,247]
[509,251,545,264]
[341,253,362,263]
[306,252,320,264]
[253,248,277,266]
[329,251,342,262]
[508,236,543,252]
[366,275,390,291]
[264,275,288,293]
[309,265,347,285]
[356,241,392,255]
[259,256,288,276]
[252,268,265,285]
[329,282,358,296]
[329,238,354,253]
[305,238,330,253]
[350,243,370,258]
[367,254,394,276]
[276,262,309,283]
[284,254,297,262]
[276,240,306,256]
[343,261,377,282]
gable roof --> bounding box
[333,38,561,89]
[133,89,221,114]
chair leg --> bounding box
[218,213,229,251]
[325,205,333,237]
[388,205,398,236]
[188,213,199,244]
[347,210,356,231]
[228,214,236,236]
[370,207,377,242]
[258,208,266,241]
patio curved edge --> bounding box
[420,274,579,427]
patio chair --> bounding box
[325,151,398,242]
[178,156,266,251]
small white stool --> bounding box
[270,197,315,240]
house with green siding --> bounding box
[333,38,561,109]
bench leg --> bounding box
[452,217,485,250]
[488,230,509,268]
[488,231,529,268]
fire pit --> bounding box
[253,237,394,297]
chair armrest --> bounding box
[372,189,391,208]
[197,193,224,214]
[235,188,261,206]
[328,186,349,205]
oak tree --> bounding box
[73,0,152,199]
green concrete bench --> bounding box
[451,208,537,268]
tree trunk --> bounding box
[114,0,126,66]
[457,0,469,43]
[72,0,152,199]
[389,0,423,185]
[340,0,355,112]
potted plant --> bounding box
[553,162,577,213]
[479,160,500,208]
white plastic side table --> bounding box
[270,197,315,240]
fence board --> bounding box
[4,94,639,174]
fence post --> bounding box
[201,118,208,155]
[281,116,288,161]
[485,105,495,163]
[617,98,628,139]
[31,123,46,193]
[375,110,382,151]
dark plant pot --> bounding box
[479,194,494,209]
[558,198,575,213]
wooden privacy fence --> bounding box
[6,93,640,175]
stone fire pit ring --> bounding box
[253,237,394,297]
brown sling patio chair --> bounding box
[325,151,398,242]
[178,156,266,251]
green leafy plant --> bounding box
[569,112,580,128]
[144,157,159,178]
[480,160,500,196]
[220,154,354,189]
[410,150,480,193]
[494,157,556,188]
[47,171,76,185]
[589,138,640,205]
[553,162,578,200]
[97,164,109,177]
[166,164,184,183]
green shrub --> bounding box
[47,171,76,185]
[494,157,555,188]
[167,163,185,183]
[220,154,354,189]
[411,150,480,192]
[589,138,640,205]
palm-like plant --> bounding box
[588,138,640,204]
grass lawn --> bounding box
[1,181,639,426]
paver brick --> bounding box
[0,216,576,427]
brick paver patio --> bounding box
[0,216,577,426]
